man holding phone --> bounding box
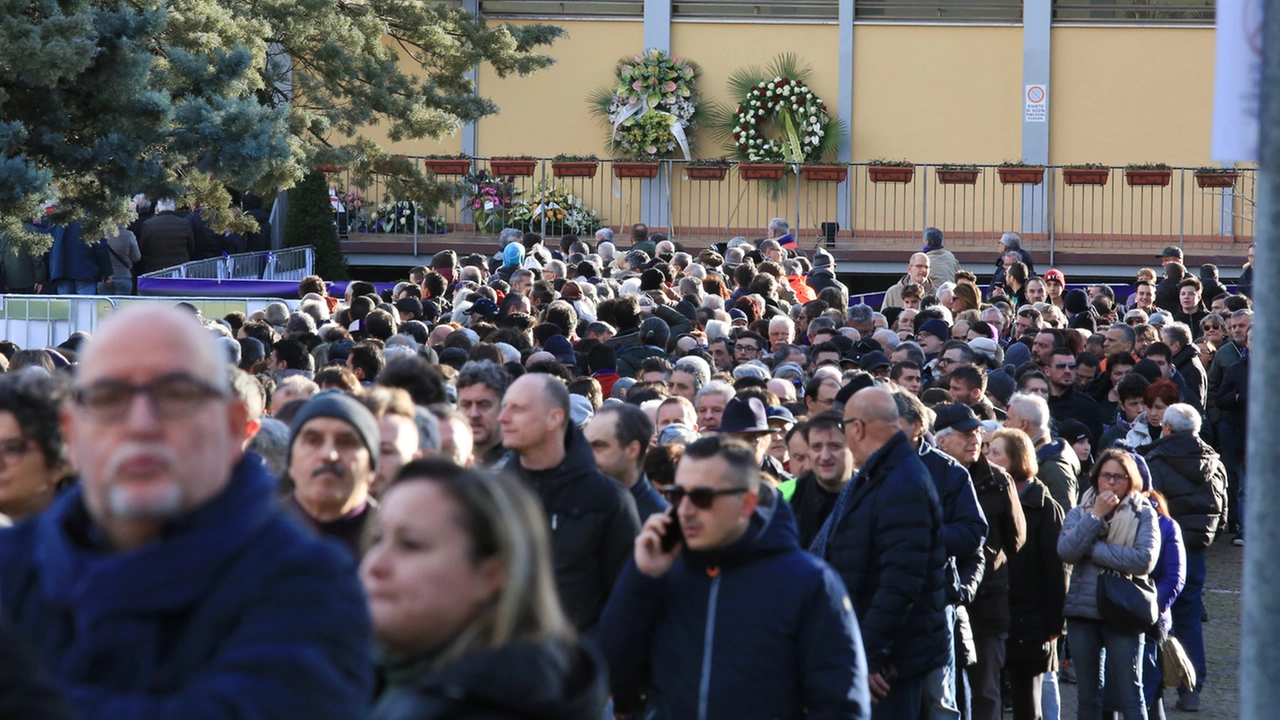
[598,436,871,720]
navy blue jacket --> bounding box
[813,431,949,680]
[630,474,670,523]
[599,488,870,720]
[0,455,374,720]
[41,222,112,283]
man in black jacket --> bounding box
[933,403,1026,720]
[811,387,948,718]
[788,411,855,548]
[1162,321,1207,410]
[1146,404,1228,712]
[0,622,72,720]
[499,373,641,632]
[1045,346,1104,442]
[137,197,195,274]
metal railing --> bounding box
[140,247,314,281]
[329,160,1254,259]
[0,295,296,350]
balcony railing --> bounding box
[328,159,1253,261]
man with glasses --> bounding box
[599,435,871,720]
[812,388,949,719]
[883,252,936,310]
[733,331,767,366]
[0,306,374,719]
[1045,346,1103,442]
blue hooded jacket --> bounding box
[598,488,870,720]
[41,221,113,284]
[0,455,374,720]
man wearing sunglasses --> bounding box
[0,306,373,720]
[599,436,870,720]
[1045,346,1104,443]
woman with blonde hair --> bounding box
[988,428,1067,720]
[362,459,607,719]
[1058,448,1161,719]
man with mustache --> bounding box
[285,392,381,558]
[0,306,372,720]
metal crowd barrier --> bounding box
[0,295,296,350]
[140,246,314,282]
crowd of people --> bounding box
[0,194,271,295]
[0,220,1248,720]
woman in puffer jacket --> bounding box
[1058,448,1162,720]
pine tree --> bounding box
[0,0,563,250]
[284,170,347,281]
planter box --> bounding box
[613,161,661,179]
[739,163,787,181]
[1195,171,1239,189]
[936,169,979,185]
[1125,169,1172,187]
[551,161,599,179]
[869,166,914,183]
[685,165,730,181]
[423,159,473,175]
[801,165,849,183]
[489,159,538,177]
[1063,169,1110,186]
[998,167,1045,185]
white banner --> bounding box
[1211,0,1263,162]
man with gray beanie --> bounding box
[284,392,380,558]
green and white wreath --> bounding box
[713,54,844,166]
[589,49,703,159]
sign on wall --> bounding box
[1025,85,1047,123]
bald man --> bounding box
[0,306,372,720]
[810,388,949,719]
[882,253,936,310]
[499,373,640,632]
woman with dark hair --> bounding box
[1142,488,1186,720]
[1124,379,1180,453]
[987,428,1067,720]
[0,372,72,522]
[1058,448,1161,719]
[362,459,607,719]
[952,281,982,314]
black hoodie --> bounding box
[502,427,641,633]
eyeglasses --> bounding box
[661,486,749,509]
[74,373,228,421]
[0,437,34,465]
[838,417,865,431]
[1054,362,1077,370]
[1097,471,1130,485]
[736,345,760,353]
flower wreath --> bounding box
[733,77,830,163]
[590,49,702,159]
[713,54,844,168]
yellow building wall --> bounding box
[476,19,644,157]
[1050,27,1215,166]
[851,25,1023,163]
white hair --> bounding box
[769,315,795,330]
[688,263,707,279]
[1162,403,1201,435]
[872,328,900,350]
[383,344,417,362]
[156,197,177,212]
[725,247,744,265]
[701,295,725,311]
[769,217,790,235]
[598,241,616,260]
[1007,392,1050,441]
[595,228,615,243]
[704,319,731,342]
[732,361,770,381]
[696,380,736,405]
[493,342,521,364]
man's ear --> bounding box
[741,491,759,518]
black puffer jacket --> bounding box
[814,431,948,680]
[502,428,641,632]
[372,640,608,720]
[1144,430,1228,550]
[965,456,1026,638]
[0,622,72,720]
[1006,479,1066,674]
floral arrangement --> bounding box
[589,49,703,159]
[711,54,844,167]
[464,170,519,234]
[507,181,603,236]
[342,195,445,235]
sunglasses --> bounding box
[1054,362,1077,370]
[661,486,748,509]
